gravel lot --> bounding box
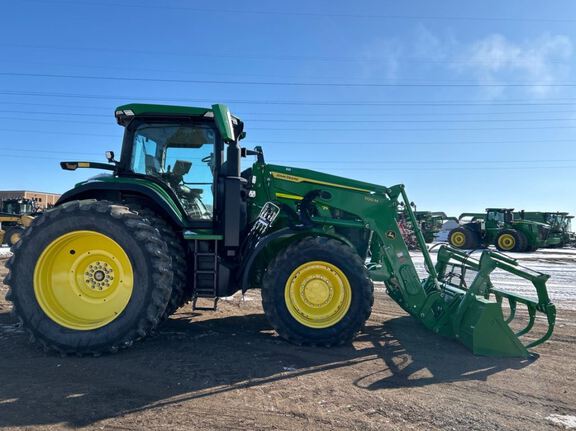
[0,247,575,430]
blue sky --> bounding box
[1,0,575,217]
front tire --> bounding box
[4,200,173,355]
[5,226,24,247]
[261,237,373,347]
[495,229,525,252]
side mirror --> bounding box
[241,147,265,163]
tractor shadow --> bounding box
[353,316,532,390]
[0,309,532,428]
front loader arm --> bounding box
[313,186,556,357]
[262,164,556,358]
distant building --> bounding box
[0,190,61,210]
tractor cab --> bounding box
[544,212,569,229]
[2,199,37,215]
[61,103,252,253]
[486,208,514,228]
[113,104,247,223]
[125,120,217,220]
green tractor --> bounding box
[415,211,445,243]
[449,208,553,252]
[516,211,573,248]
[4,103,556,358]
[0,199,38,246]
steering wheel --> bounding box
[201,154,214,169]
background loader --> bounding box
[448,208,556,252]
[3,103,556,358]
[0,198,38,246]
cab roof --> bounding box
[114,103,242,127]
[486,208,514,212]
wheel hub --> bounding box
[499,234,515,250]
[302,277,332,307]
[452,232,465,247]
[84,261,115,291]
[284,261,352,328]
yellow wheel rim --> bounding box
[34,230,134,331]
[284,261,352,329]
[498,233,516,251]
[451,232,466,247]
[9,231,21,245]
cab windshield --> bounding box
[487,211,512,223]
[129,122,216,220]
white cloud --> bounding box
[357,39,402,82]
[455,33,573,98]
[412,25,456,62]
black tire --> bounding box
[495,229,525,252]
[129,206,188,320]
[261,236,374,347]
[4,226,24,247]
[4,199,173,355]
[516,231,529,252]
[448,227,478,249]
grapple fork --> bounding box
[434,246,556,357]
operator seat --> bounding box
[144,154,163,177]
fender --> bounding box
[57,176,190,227]
[238,227,356,293]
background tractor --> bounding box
[3,103,556,358]
[415,211,445,243]
[448,208,553,252]
[394,208,445,249]
[516,211,573,247]
[0,198,38,246]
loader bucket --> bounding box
[432,246,556,358]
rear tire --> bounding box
[448,227,478,249]
[516,231,529,252]
[129,206,188,320]
[4,226,24,247]
[261,237,373,347]
[4,200,173,355]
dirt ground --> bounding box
[1,254,575,431]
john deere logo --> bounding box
[386,230,396,240]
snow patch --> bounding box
[546,415,576,429]
[409,248,576,311]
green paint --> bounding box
[211,104,235,142]
[76,176,188,224]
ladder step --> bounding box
[192,297,218,311]
[192,239,219,309]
